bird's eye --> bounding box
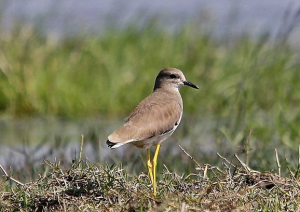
[170,74,177,79]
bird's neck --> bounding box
[153,86,180,94]
[153,87,183,109]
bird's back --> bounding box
[107,88,182,148]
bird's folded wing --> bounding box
[108,93,182,144]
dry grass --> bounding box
[1,147,300,211]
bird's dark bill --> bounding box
[184,81,199,89]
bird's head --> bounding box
[154,68,199,91]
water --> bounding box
[2,0,300,40]
[0,116,113,165]
[0,116,218,171]
[1,115,297,179]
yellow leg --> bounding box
[147,149,154,184]
[152,144,161,197]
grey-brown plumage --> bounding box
[106,68,198,149]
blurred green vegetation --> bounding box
[0,20,298,120]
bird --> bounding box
[106,68,199,196]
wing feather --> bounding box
[107,90,182,146]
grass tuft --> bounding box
[1,152,300,211]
